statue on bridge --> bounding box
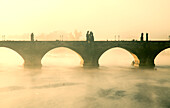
[31,33,34,41]
[140,33,149,42]
[140,33,144,41]
[86,31,94,43]
[86,31,89,41]
[146,33,148,42]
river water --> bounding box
[0,48,170,108]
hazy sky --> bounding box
[0,0,170,40]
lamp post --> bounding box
[2,35,5,41]
[118,35,120,41]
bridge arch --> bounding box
[0,47,24,66]
[155,47,170,66]
[98,47,140,67]
[41,47,84,66]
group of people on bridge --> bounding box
[86,31,94,42]
[140,33,149,42]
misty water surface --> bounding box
[0,48,169,108]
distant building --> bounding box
[31,33,34,41]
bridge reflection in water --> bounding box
[0,41,170,68]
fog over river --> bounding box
[0,48,170,108]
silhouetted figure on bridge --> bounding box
[146,33,148,42]
[140,33,144,41]
[86,31,89,41]
[90,32,94,42]
[86,31,94,42]
[31,33,34,41]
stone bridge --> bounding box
[0,41,170,68]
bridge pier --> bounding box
[83,58,99,67]
[83,61,99,67]
[23,56,42,68]
[139,58,155,68]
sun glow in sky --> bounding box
[0,0,170,40]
